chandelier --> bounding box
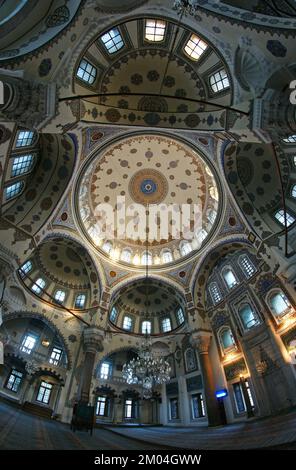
[122,336,171,399]
[173,0,198,16]
[122,204,171,398]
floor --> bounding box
[108,413,296,450]
[0,401,166,450]
[1,400,296,450]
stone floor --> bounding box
[1,400,296,450]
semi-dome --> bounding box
[18,237,100,311]
[108,279,186,335]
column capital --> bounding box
[0,73,57,129]
[190,330,212,354]
[83,326,105,354]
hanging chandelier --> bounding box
[173,0,198,16]
[122,336,171,399]
[122,204,171,398]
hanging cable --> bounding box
[59,91,249,117]
[271,142,289,257]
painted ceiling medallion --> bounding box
[129,169,168,204]
[76,133,220,268]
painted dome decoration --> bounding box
[76,133,221,268]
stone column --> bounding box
[178,375,191,425]
[78,326,104,403]
[160,383,168,425]
[53,384,63,415]
[190,331,223,426]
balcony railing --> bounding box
[5,339,67,372]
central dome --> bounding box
[76,133,220,267]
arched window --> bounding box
[15,130,35,148]
[80,207,89,222]
[210,69,230,93]
[185,348,197,372]
[76,59,97,84]
[100,27,124,54]
[100,361,111,380]
[195,229,207,246]
[54,290,66,304]
[176,307,185,325]
[123,315,133,331]
[222,267,238,289]
[11,154,34,177]
[282,135,296,143]
[208,282,222,304]
[207,209,217,225]
[75,294,86,309]
[141,321,151,335]
[184,34,208,61]
[31,278,46,295]
[109,307,118,322]
[268,291,292,318]
[238,254,256,278]
[292,184,296,198]
[162,250,173,263]
[5,181,24,200]
[180,241,192,256]
[209,186,219,201]
[161,317,172,333]
[145,19,166,42]
[88,225,101,245]
[141,251,152,265]
[96,395,110,417]
[19,260,32,277]
[275,209,295,227]
[132,254,140,265]
[102,241,112,254]
[219,327,236,353]
[238,304,260,330]
[121,249,132,263]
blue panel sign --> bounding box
[215,389,228,399]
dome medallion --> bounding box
[129,169,168,204]
[76,133,220,268]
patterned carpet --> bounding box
[0,401,167,450]
[1,400,296,450]
[108,411,296,450]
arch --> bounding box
[1,311,72,369]
[18,233,102,311]
[38,230,105,294]
[190,236,254,306]
[0,1,82,62]
[221,265,238,290]
[222,140,294,242]
[265,288,293,319]
[237,302,261,331]
[184,347,198,372]
[95,346,138,377]
[1,134,77,237]
[217,326,236,354]
[30,367,66,385]
[109,274,186,309]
